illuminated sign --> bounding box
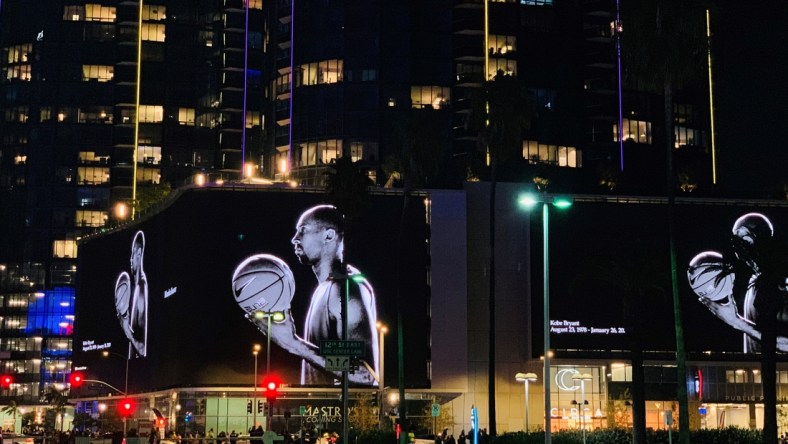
[534,201,788,355]
[74,187,430,391]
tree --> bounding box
[467,70,536,435]
[2,399,20,432]
[71,412,98,431]
[621,3,709,443]
[135,182,173,216]
[43,386,71,432]
[348,392,379,432]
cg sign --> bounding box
[555,368,590,391]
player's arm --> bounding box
[344,296,376,385]
[700,297,788,351]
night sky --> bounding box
[713,2,788,196]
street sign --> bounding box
[319,340,364,356]
[431,403,441,417]
[325,355,350,372]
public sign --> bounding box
[325,356,351,372]
[431,403,441,417]
[319,340,364,356]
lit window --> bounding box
[75,210,107,227]
[137,146,162,165]
[78,152,109,164]
[522,140,582,168]
[487,59,517,79]
[4,107,29,123]
[85,4,116,22]
[142,5,166,21]
[489,35,516,55]
[63,6,84,21]
[246,111,261,128]
[5,44,32,64]
[675,126,702,148]
[82,65,114,82]
[296,59,343,87]
[5,65,31,82]
[137,167,161,184]
[248,0,262,9]
[178,108,195,126]
[613,119,652,144]
[141,23,166,42]
[78,107,113,124]
[410,86,450,110]
[53,240,78,259]
[139,105,164,123]
[77,167,109,185]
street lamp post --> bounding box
[515,372,537,432]
[572,373,592,444]
[253,344,261,428]
[252,311,284,430]
[102,349,130,436]
[518,193,572,444]
[376,322,388,426]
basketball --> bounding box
[687,251,733,302]
[115,271,131,317]
[232,254,295,315]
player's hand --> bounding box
[267,311,299,351]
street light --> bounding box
[252,311,285,375]
[102,349,131,437]
[515,372,537,432]
[571,373,592,444]
[518,192,572,444]
[377,322,388,426]
[252,344,261,428]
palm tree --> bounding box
[621,3,708,443]
[467,70,536,434]
[2,399,20,432]
[43,386,71,432]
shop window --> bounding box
[613,119,652,145]
[53,240,78,259]
[411,86,450,110]
[82,65,114,82]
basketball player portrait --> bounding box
[114,230,149,358]
[233,205,380,386]
[688,213,788,352]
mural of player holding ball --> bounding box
[232,205,380,386]
[114,230,149,358]
[688,213,788,352]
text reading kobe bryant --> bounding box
[550,320,626,335]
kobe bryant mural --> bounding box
[114,230,149,358]
[688,213,788,353]
[232,204,380,386]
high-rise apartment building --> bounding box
[0,0,712,406]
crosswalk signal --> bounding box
[257,400,263,414]
[247,400,252,414]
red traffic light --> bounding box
[69,372,84,388]
[156,418,166,427]
[262,374,281,401]
[118,399,135,417]
[0,375,12,388]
